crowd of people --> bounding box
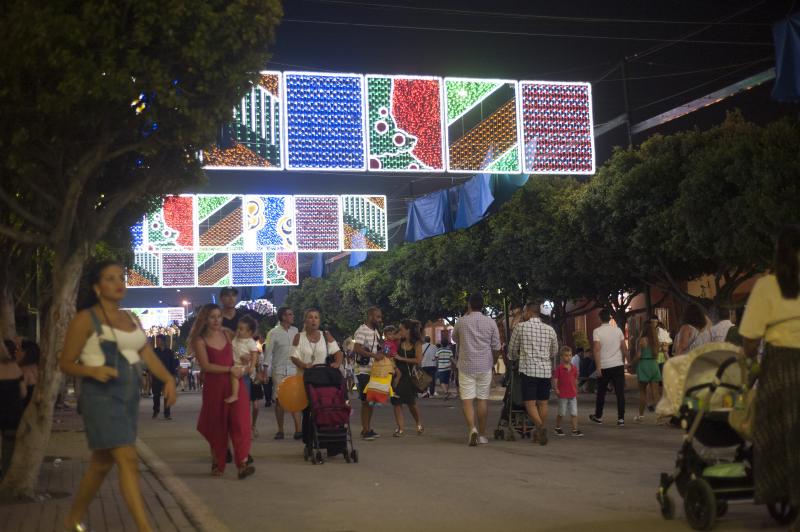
[0,227,795,531]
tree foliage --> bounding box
[0,0,283,497]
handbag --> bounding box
[410,363,432,393]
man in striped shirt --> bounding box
[452,293,502,446]
[507,300,559,445]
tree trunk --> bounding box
[0,250,85,499]
[0,280,15,339]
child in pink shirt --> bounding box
[552,346,583,437]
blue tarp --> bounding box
[405,189,453,242]
[310,253,324,278]
[454,174,494,230]
[349,229,369,267]
[773,12,800,102]
[405,174,529,242]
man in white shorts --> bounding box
[452,293,502,446]
[263,307,301,440]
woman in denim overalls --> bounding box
[60,261,177,532]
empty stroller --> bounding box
[655,342,798,530]
[493,361,533,441]
[302,365,358,465]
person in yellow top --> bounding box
[739,225,800,525]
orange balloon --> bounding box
[277,374,308,412]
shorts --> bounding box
[520,374,551,402]
[272,368,297,401]
[558,397,578,417]
[459,371,492,400]
[437,370,451,385]
[356,373,372,402]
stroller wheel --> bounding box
[310,452,318,465]
[303,446,310,461]
[715,500,728,518]
[344,451,351,463]
[684,478,717,530]
[494,429,503,440]
[658,494,675,520]
[767,501,799,525]
[315,451,324,464]
[351,449,359,463]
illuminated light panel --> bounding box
[283,72,366,171]
[143,196,195,251]
[203,72,283,170]
[231,252,265,285]
[294,195,342,252]
[197,195,244,251]
[161,253,196,287]
[519,81,595,174]
[243,195,295,251]
[341,195,388,251]
[196,252,231,287]
[265,252,299,286]
[365,75,444,172]
[444,78,521,174]
[127,252,161,287]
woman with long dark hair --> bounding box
[675,303,712,355]
[740,225,800,525]
[60,260,177,532]
[392,319,424,437]
[633,320,661,422]
[190,304,254,479]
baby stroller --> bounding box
[655,342,798,530]
[493,361,533,441]
[302,366,358,465]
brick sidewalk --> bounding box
[0,406,195,532]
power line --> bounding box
[303,0,772,26]
[596,57,772,82]
[281,18,773,46]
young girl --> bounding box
[225,316,259,404]
[634,320,662,422]
[365,351,398,405]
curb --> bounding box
[136,438,230,532]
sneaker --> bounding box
[554,427,566,436]
[152,411,158,419]
[420,392,430,399]
[633,415,644,423]
[571,430,584,437]
[361,431,375,441]
[274,431,284,440]
[617,419,625,427]
[538,427,548,446]
[468,429,479,447]
[367,430,380,439]
[589,414,603,424]
[165,416,172,421]
[478,435,489,445]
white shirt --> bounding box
[264,324,299,376]
[79,325,146,367]
[420,343,436,367]
[232,337,258,367]
[353,324,381,375]
[710,320,734,343]
[592,323,625,369]
[293,332,340,366]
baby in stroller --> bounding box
[655,342,797,530]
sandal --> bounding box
[237,464,255,479]
[393,428,404,437]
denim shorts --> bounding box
[558,397,578,417]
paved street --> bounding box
[137,383,786,532]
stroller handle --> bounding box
[684,355,744,397]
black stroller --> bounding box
[493,361,533,441]
[656,343,798,530]
[302,366,358,465]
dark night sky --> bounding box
[124,0,800,308]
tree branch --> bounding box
[0,187,50,231]
[0,224,49,245]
